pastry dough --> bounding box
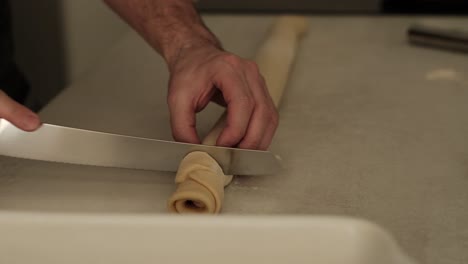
[167,113,233,213]
[167,151,230,213]
[167,16,309,214]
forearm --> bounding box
[104,0,221,67]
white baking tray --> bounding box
[0,212,416,264]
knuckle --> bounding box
[167,83,188,107]
[246,60,260,73]
[166,92,178,107]
[221,53,242,67]
[256,104,269,116]
[245,97,256,110]
[236,94,255,109]
[259,105,279,128]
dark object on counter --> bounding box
[195,0,379,13]
[383,0,468,14]
[196,0,468,14]
[408,24,468,54]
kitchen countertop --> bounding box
[1,15,467,264]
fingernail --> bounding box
[24,114,41,131]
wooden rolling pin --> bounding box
[167,16,309,214]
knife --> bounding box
[0,119,281,175]
[408,23,468,53]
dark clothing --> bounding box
[0,0,29,103]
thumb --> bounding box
[0,90,41,131]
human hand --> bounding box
[104,0,278,149]
[167,45,279,150]
[0,90,41,131]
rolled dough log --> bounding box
[167,16,309,214]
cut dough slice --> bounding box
[167,151,232,214]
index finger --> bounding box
[0,90,41,131]
[214,72,254,147]
[167,92,201,144]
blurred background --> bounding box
[197,0,468,13]
[6,0,468,110]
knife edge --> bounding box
[0,119,281,175]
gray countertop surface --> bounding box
[1,15,467,264]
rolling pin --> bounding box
[167,16,309,214]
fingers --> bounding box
[258,120,278,150]
[216,60,278,150]
[0,90,41,131]
[238,64,279,150]
[215,70,254,147]
[238,104,278,150]
[167,90,201,144]
[167,48,278,150]
[167,73,207,144]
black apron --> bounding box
[0,0,29,103]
